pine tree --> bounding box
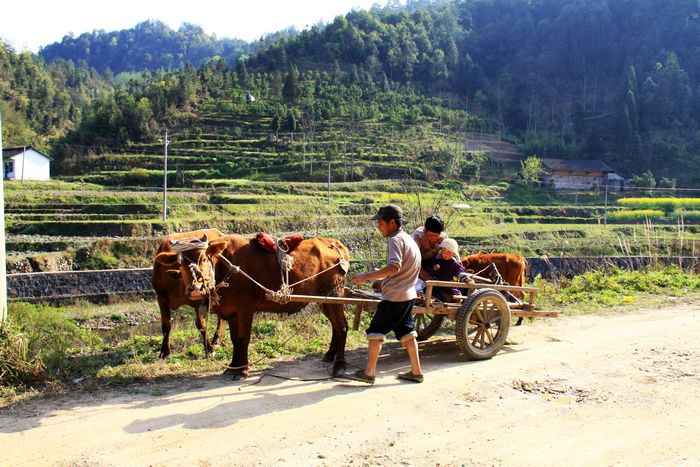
[282,65,301,104]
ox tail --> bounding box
[519,256,527,287]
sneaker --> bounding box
[397,371,424,383]
[341,369,375,385]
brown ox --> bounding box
[155,234,350,381]
[461,253,527,324]
[152,229,225,358]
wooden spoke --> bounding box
[484,327,494,345]
[472,328,482,347]
[475,306,485,325]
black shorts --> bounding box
[366,299,417,342]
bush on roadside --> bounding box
[536,266,700,308]
[0,303,102,388]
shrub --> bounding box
[668,210,700,222]
[541,266,700,307]
[127,167,151,184]
[1,303,102,386]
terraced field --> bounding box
[7,103,699,272]
[5,178,699,273]
[56,96,509,187]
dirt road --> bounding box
[2,300,699,466]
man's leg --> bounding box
[402,335,423,376]
[365,338,383,377]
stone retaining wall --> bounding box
[8,268,154,304]
[8,257,699,305]
[526,256,700,280]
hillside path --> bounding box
[2,300,700,466]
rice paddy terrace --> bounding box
[5,177,699,274]
[58,103,473,186]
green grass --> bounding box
[0,301,368,406]
[534,266,700,311]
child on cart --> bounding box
[422,238,474,302]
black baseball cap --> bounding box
[370,204,403,221]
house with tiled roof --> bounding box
[540,158,625,190]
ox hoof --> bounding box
[332,360,346,375]
[159,350,170,359]
[223,368,249,381]
[321,351,335,363]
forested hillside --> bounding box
[6,0,700,186]
[39,20,254,74]
[0,42,112,148]
[248,0,700,183]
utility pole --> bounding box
[160,131,171,222]
[604,182,609,227]
[0,112,7,322]
[21,146,26,183]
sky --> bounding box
[1,0,396,52]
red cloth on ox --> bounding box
[255,232,305,253]
[279,233,304,252]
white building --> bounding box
[2,147,52,181]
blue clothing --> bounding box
[423,256,469,301]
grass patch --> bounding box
[0,302,368,407]
[534,266,700,312]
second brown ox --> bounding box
[461,252,528,325]
[156,234,350,381]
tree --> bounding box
[520,155,545,186]
[271,70,283,99]
[629,171,656,188]
[282,65,301,104]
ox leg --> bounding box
[194,302,214,358]
[157,297,172,359]
[515,317,524,326]
[211,317,225,347]
[321,303,348,375]
[321,308,337,363]
[224,312,254,381]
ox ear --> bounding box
[200,233,208,243]
[166,269,182,280]
[156,251,179,267]
[206,239,228,257]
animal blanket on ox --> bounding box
[255,232,305,254]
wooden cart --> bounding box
[285,280,556,361]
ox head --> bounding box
[155,234,229,300]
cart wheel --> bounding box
[415,313,444,341]
[455,288,510,360]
